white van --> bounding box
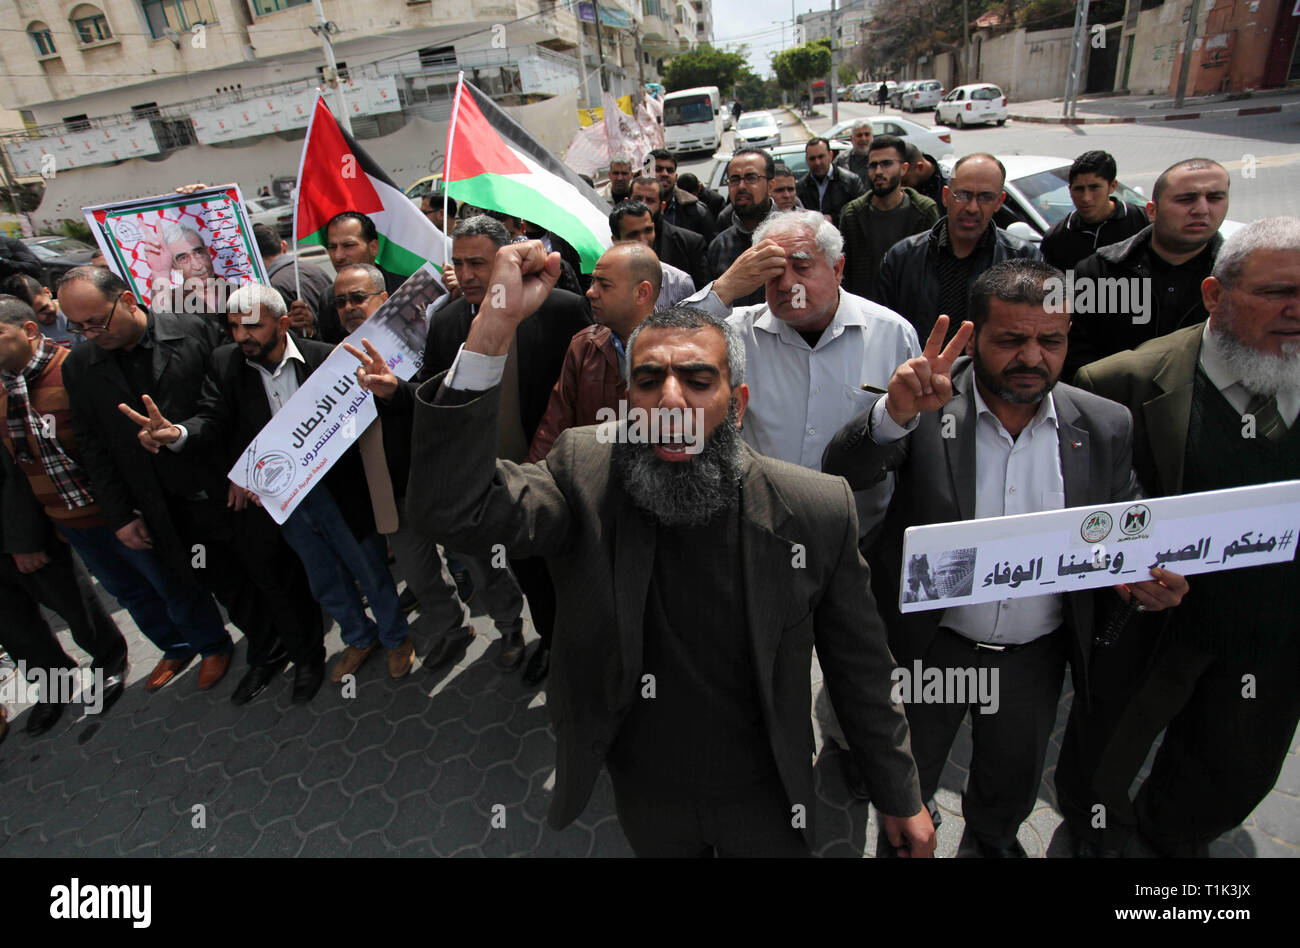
[663,85,724,155]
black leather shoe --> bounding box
[521,645,550,686]
[231,657,287,706]
[424,628,474,672]
[974,836,1027,858]
[291,662,325,704]
[495,628,526,672]
[98,670,126,713]
[25,701,65,737]
[398,587,419,614]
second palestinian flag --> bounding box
[444,76,612,272]
[294,94,447,283]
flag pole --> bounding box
[443,72,465,243]
[292,91,327,307]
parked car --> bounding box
[704,139,852,200]
[889,81,915,109]
[734,110,782,150]
[935,154,1244,246]
[244,195,291,232]
[21,236,97,287]
[405,173,444,201]
[936,83,1008,128]
[825,115,954,161]
[901,80,944,112]
[850,83,874,102]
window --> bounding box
[142,0,218,39]
[64,114,91,132]
[69,6,113,44]
[27,22,57,56]
[418,46,457,70]
[317,61,349,83]
[250,0,309,14]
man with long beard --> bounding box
[405,240,935,858]
[1060,217,1300,857]
[840,135,939,301]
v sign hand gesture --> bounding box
[118,394,181,454]
[884,315,975,427]
[344,338,398,401]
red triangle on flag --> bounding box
[296,97,384,240]
[445,85,530,182]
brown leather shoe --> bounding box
[387,638,415,679]
[330,643,379,683]
[145,656,194,693]
[197,652,232,691]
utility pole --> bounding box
[310,0,352,135]
[1173,0,1203,108]
[962,0,971,85]
[830,0,839,125]
[593,6,608,92]
[1062,0,1090,119]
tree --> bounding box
[771,41,833,101]
[662,46,749,94]
[734,69,769,109]
[838,61,860,87]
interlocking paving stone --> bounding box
[221,734,278,778]
[382,754,439,803]
[157,819,207,858]
[426,719,477,764]
[95,751,156,802]
[339,747,396,795]
[119,799,181,855]
[203,810,261,857]
[185,730,241,774]
[304,707,356,751]
[383,793,442,848]
[77,794,140,846]
[429,755,486,807]
[74,748,119,795]
[533,822,595,858]
[229,699,286,741]
[246,815,304,858]
[297,748,353,790]
[382,680,435,726]
[429,798,491,855]
[510,726,556,779]
[349,829,395,857]
[299,825,348,858]
[253,776,310,828]
[152,724,205,765]
[258,739,316,784]
[135,759,191,806]
[337,786,396,838]
[174,765,229,816]
[44,787,102,839]
[346,708,399,754]
[379,716,438,763]
[212,768,271,819]
[463,690,516,734]
[295,781,351,834]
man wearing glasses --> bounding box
[876,153,1040,343]
[706,149,777,308]
[840,135,940,302]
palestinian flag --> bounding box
[444,76,611,272]
[293,94,447,283]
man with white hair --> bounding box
[119,281,411,702]
[142,221,235,317]
[1060,217,1300,858]
[833,117,874,181]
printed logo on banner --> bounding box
[1120,503,1152,538]
[1080,510,1113,543]
[252,450,296,496]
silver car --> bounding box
[901,80,943,113]
[733,111,782,150]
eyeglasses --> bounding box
[949,190,1002,207]
[333,290,384,309]
[726,174,771,187]
[66,292,124,336]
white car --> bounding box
[825,115,953,162]
[850,83,874,102]
[733,110,782,150]
[936,83,1008,128]
[938,154,1244,245]
[244,195,291,231]
[901,80,944,112]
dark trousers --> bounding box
[0,539,127,678]
[1084,638,1300,856]
[57,523,231,660]
[168,497,325,668]
[510,557,554,646]
[608,770,811,858]
[906,627,1067,849]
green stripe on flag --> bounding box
[446,173,607,272]
[377,237,440,277]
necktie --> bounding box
[1245,391,1287,442]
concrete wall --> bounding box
[975,27,1075,101]
[1166,0,1289,94]
[1126,2,1188,95]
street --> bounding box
[681,100,1300,226]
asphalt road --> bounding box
[679,101,1300,225]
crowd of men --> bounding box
[0,135,1295,862]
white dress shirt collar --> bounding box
[249,333,306,381]
[970,377,1060,441]
[753,290,860,351]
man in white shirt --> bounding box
[682,209,919,541]
[823,259,1187,857]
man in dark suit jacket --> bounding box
[823,260,1187,857]
[59,267,242,693]
[406,240,934,857]
[124,283,411,700]
[418,216,591,685]
[1060,217,1300,857]
[630,176,710,290]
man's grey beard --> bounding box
[1206,316,1300,398]
[613,401,745,528]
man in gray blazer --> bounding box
[403,240,934,857]
[823,260,1187,857]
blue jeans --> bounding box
[279,488,408,650]
[57,523,232,661]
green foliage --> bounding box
[771,41,834,93]
[838,62,860,86]
[61,218,93,242]
[663,46,750,94]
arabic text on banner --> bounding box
[227,264,443,525]
[899,481,1300,613]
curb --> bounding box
[1009,100,1300,125]
[784,106,816,140]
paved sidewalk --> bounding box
[1007,89,1300,125]
[1,579,1296,857]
